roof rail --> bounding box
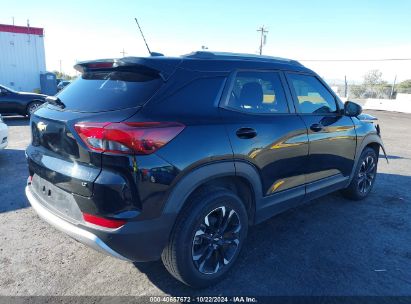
[182,51,302,65]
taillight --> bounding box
[83,213,126,229]
[74,122,184,155]
[86,62,114,69]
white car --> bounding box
[0,114,8,150]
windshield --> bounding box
[0,85,17,93]
[56,70,163,112]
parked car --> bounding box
[0,85,47,117]
[25,52,386,288]
[0,114,8,150]
[57,80,71,92]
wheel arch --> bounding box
[349,133,386,183]
[162,161,263,225]
[358,133,386,160]
[26,99,45,115]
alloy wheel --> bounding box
[28,102,41,115]
[358,155,376,194]
[191,206,241,275]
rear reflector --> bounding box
[83,213,126,229]
[74,122,184,155]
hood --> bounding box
[19,92,48,98]
[357,113,378,122]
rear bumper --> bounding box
[25,184,176,262]
[25,185,131,261]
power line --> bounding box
[298,58,411,62]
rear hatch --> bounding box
[27,58,171,197]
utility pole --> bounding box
[344,75,348,98]
[59,60,62,75]
[120,48,127,57]
[390,75,397,99]
[75,59,79,76]
[27,19,31,42]
[257,25,268,55]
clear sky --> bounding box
[1,0,410,82]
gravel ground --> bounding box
[0,111,411,296]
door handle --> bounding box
[236,128,257,139]
[310,123,323,132]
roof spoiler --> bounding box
[74,57,181,81]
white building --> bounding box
[0,24,46,92]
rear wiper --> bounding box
[46,96,66,109]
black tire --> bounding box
[26,101,43,117]
[161,187,248,288]
[341,147,378,200]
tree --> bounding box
[52,70,76,81]
[349,84,366,99]
[397,79,411,93]
[363,70,383,86]
[361,70,389,98]
[348,70,392,99]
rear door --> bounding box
[284,72,356,197]
[220,70,309,220]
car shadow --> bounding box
[0,148,29,213]
[2,116,29,127]
[134,172,411,296]
[380,154,408,160]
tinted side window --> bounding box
[148,77,226,116]
[227,71,289,114]
[287,74,337,114]
[0,86,11,93]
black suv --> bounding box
[25,52,385,288]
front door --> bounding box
[285,72,357,197]
[220,70,309,220]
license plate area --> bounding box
[31,174,83,223]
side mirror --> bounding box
[344,101,362,117]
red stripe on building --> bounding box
[0,24,44,36]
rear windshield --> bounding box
[56,70,163,112]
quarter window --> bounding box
[287,74,337,114]
[227,71,289,114]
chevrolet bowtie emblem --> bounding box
[37,121,47,132]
